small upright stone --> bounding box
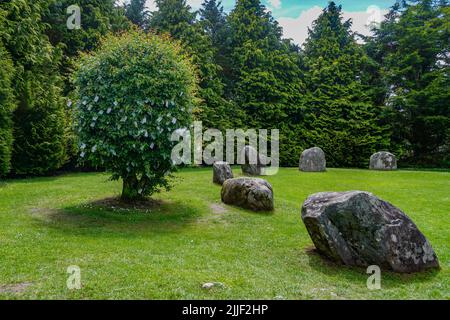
[369,151,397,170]
[299,147,326,172]
[221,177,274,211]
[240,145,266,176]
[213,161,233,185]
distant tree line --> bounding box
[0,0,448,178]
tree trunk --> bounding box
[121,175,142,202]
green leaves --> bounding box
[368,0,449,167]
[74,30,196,200]
[0,44,15,177]
[226,0,304,165]
[0,0,67,176]
[302,2,390,168]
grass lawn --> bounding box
[0,167,448,299]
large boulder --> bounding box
[301,191,439,273]
[213,161,233,185]
[221,177,274,211]
[369,151,397,170]
[240,145,266,176]
[299,147,326,172]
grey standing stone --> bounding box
[240,145,266,176]
[301,191,439,273]
[221,177,274,211]
[241,146,266,176]
[213,161,233,185]
[369,151,397,170]
[299,147,326,172]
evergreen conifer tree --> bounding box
[1,0,67,175]
[150,0,239,131]
[227,0,305,165]
[302,2,389,167]
[368,0,449,166]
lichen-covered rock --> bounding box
[240,145,266,176]
[221,177,274,211]
[301,191,439,273]
[299,147,326,172]
[213,161,233,185]
[369,151,397,170]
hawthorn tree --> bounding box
[74,31,197,201]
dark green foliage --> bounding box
[226,0,305,166]
[1,0,447,175]
[42,0,131,169]
[199,0,231,85]
[125,0,149,29]
[0,44,15,177]
[74,31,197,200]
[1,0,67,176]
[302,2,389,168]
[150,0,240,131]
[368,0,449,167]
[43,0,130,94]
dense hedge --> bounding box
[0,44,15,177]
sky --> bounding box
[141,0,396,46]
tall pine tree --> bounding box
[150,0,239,131]
[368,0,449,167]
[302,2,389,168]
[43,0,130,94]
[1,0,67,175]
[227,0,305,165]
[199,0,230,81]
[125,0,149,29]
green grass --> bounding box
[0,168,448,299]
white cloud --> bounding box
[144,0,202,12]
[268,0,282,10]
[278,6,388,46]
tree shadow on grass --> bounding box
[31,197,202,237]
[304,247,440,288]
